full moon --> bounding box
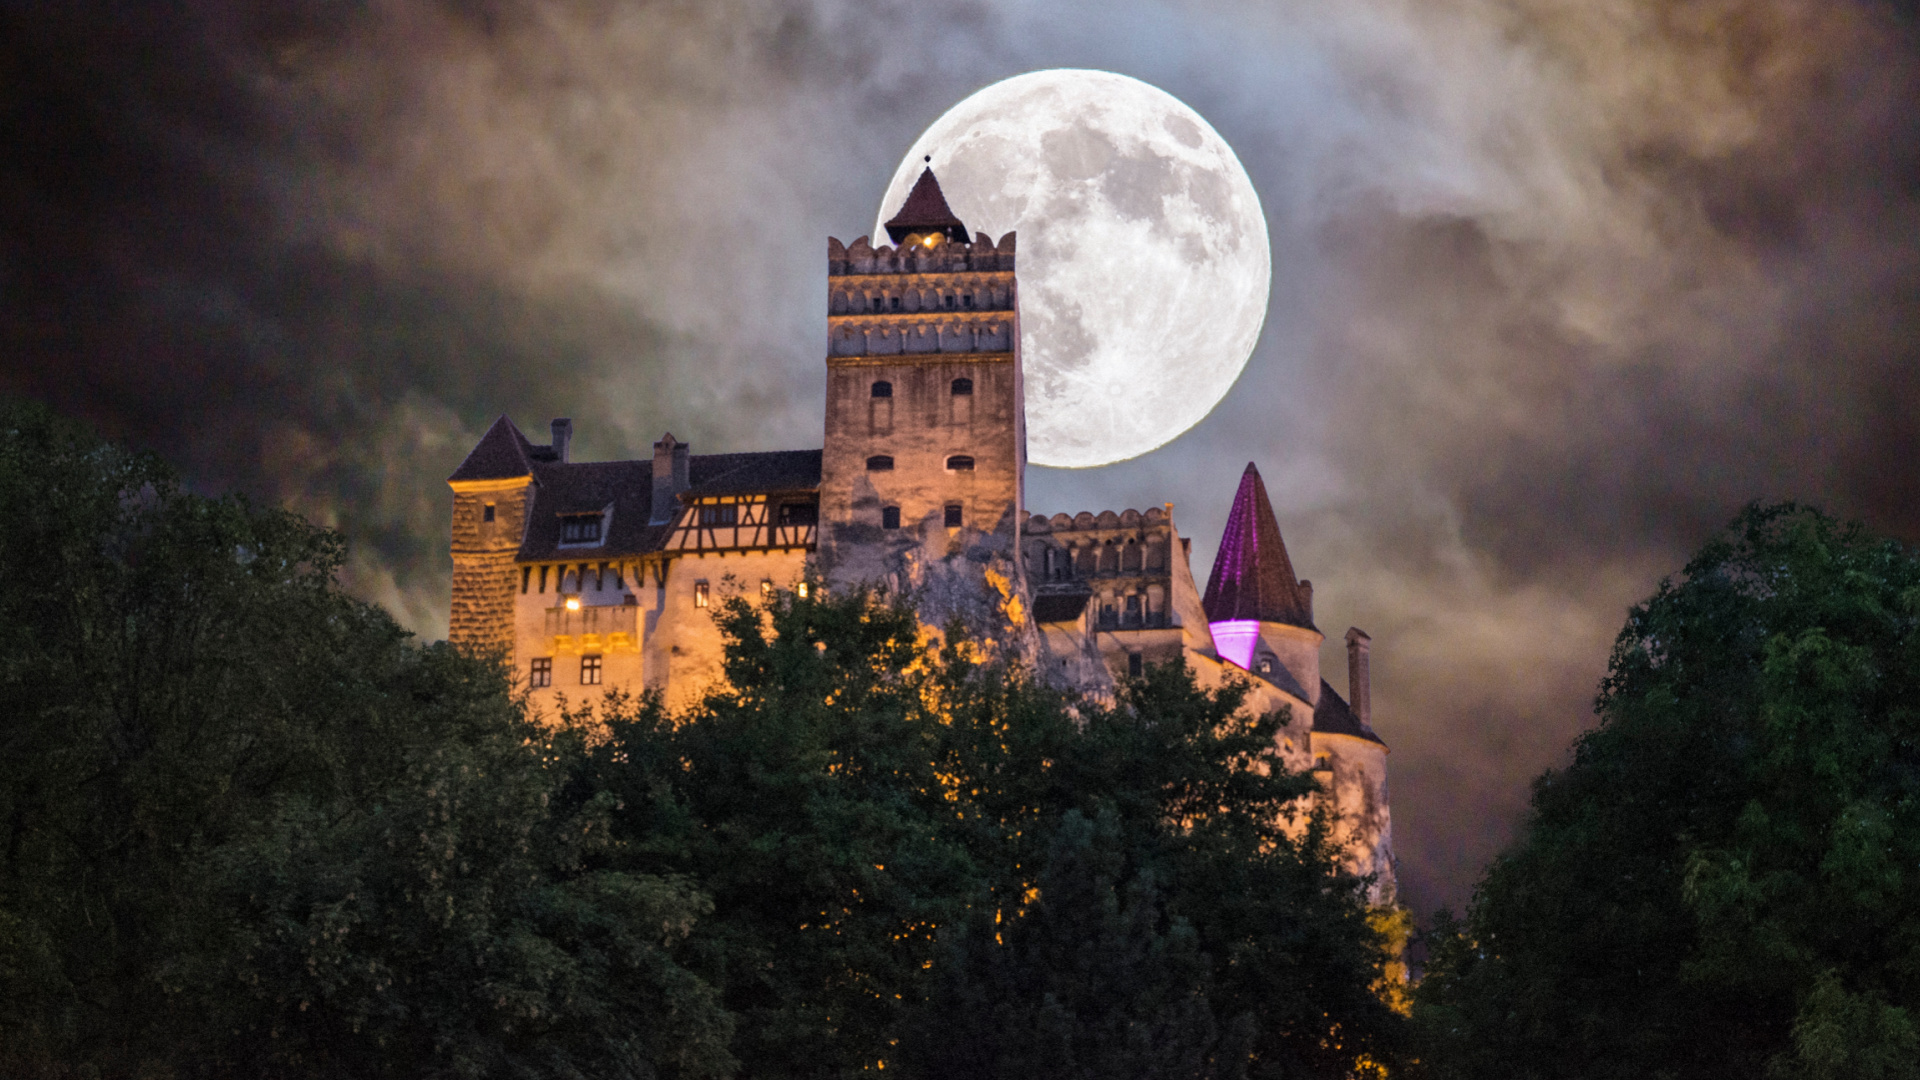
[877,70,1271,469]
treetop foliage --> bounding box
[1415,503,1920,1080]
[0,400,1405,1079]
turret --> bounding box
[1201,462,1322,703]
[447,415,539,657]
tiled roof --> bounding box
[1031,590,1091,624]
[449,415,538,482]
[512,448,823,562]
[1313,680,1387,747]
[1258,658,1314,705]
[1201,463,1316,630]
[884,167,970,244]
[684,450,823,498]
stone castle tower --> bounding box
[446,167,1396,901]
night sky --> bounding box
[5,0,1918,916]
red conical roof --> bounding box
[1201,463,1316,630]
[884,166,970,244]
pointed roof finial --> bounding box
[1201,462,1316,629]
[885,165,969,244]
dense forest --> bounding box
[5,401,1916,1080]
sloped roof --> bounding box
[684,450,823,498]
[884,167,970,244]
[448,415,537,482]
[513,448,824,562]
[1313,680,1386,747]
[1201,463,1316,630]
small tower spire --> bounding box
[884,165,970,244]
[1201,462,1316,630]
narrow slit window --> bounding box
[945,455,974,471]
[870,380,893,398]
[882,506,901,530]
[694,581,710,609]
[482,503,496,522]
[866,455,895,471]
[951,377,973,395]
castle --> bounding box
[447,168,1395,899]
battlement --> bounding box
[828,232,1015,277]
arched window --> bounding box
[951,377,973,396]
[945,455,974,471]
[871,380,893,398]
[866,455,895,471]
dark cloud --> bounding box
[3,0,1917,915]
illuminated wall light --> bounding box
[565,596,582,611]
[1210,620,1260,671]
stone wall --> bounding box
[449,479,532,656]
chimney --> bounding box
[1345,627,1372,731]
[550,418,573,464]
[651,432,691,524]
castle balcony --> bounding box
[545,603,639,653]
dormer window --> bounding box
[951,377,973,396]
[560,514,603,545]
[871,381,893,398]
[867,455,895,471]
[945,455,974,471]
[1257,656,1274,676]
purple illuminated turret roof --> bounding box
[884,167,971,245]
[1201,463,1316,631]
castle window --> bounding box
[694,581,710,608]
[890,296,901,311]
[951,377,973,396]
[779,502,818,526]
[963,293,974,308]
[945,455,974,471]
[871,380,893,398]
[1257,656,1274,676]
[530,657,552,688]
[882,506,901,530]
[944,294,955,310]
[945,503,963,527]
[871,294,883,311]
[580,655,602,685]
[867,455,895,471]
[560,514,602,544]
[699,504,738,527]
[483,503,496,522]
[1125,593,1142,627]
[1128,653,1143,678]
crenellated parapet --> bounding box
[826,233,1018,360]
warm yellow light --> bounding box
[565,596,581,611]
[921,232,941,248]
[797,582,810,598]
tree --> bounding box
[0,401,732,1079]
[582,587,1403,1079]
[1414,504,1920,1080]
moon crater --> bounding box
[877,69,1272,469]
